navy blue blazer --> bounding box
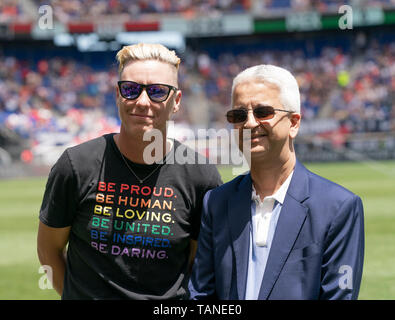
[189,160,364,300]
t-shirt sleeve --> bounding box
[190,165,223,240]
[39,149,78,228]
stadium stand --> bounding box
[8,0,395,21]
[1,37,393,161]
[331,43,394,133]
[31,0,250,20]
[0,0,394,170]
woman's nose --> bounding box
[135,89,151,107]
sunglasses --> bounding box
[118,81,178,103]
[226,106,293,124]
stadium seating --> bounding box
[1,41,393,143]
[7,0,393,21]
[1,0,394,164]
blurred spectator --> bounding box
[0,0,26,23]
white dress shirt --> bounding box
[245,170,294,299]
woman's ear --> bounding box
[172,90,182,114]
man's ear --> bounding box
[289,113,301,139]
[173,90,182,114]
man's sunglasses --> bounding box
[226,106,293,124]
[118,81,178,103]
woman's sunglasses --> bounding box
[118,81,178,103]
[226,106,293,124]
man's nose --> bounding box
[243,110,260,129]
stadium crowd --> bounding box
[1,1,394,164]
[3,0,393,22]
[1,42,394,148]
[330,43,394,133]
[33,0,251,21]
[0,56,119,143]
[0,0,26,23]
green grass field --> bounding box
[1,160,394,299]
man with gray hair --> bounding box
[189,64,364,300]
[37,43,222,299]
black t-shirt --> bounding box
[39,133,222,300]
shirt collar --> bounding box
[251,170,294,205]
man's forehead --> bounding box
[232,80,281,106]
[234,79,280,92]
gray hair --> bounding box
[231,64,301,114]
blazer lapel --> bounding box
[258,160,310,300]
[228,173,252,300]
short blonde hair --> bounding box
[116,43,181,77]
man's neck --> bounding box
[114,130,170,164]
[250,153,296,200]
